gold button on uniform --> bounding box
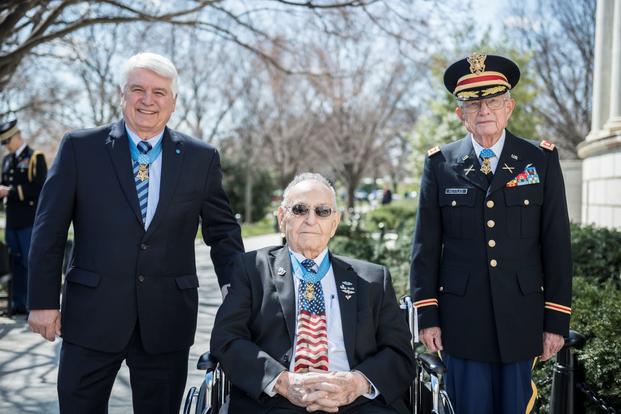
[488,239,496,247]
[490,259,497,267]
[487,220,495,228]
[524,199,530,206]
[486,200,494,208]
[451,200,457,207]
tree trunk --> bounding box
[244,167,254,223]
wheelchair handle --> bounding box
[197,351,219,371]
[417,353,446,376]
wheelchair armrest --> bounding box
[563,330,586,350]
[417,353,446,376]
[197,351,219,371]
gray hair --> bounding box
[281,173,337,208]
[120,52,179,96]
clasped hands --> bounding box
[275,369,369,412]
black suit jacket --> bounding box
[28,120,244,354]
[210,245,415,414]
[410,131,572,363]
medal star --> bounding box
[480,159,492,175]
[137,165,149,182]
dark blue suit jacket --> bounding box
[28,120,244,354]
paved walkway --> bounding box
[0,233,281,414]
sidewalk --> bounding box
[0,233,281,414]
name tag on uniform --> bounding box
[445,188,468,195]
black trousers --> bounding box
[57,327,189,414]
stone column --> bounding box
[604,0,621,132]
[589,0,614,139]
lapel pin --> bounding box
[462,155,469,160]
[175,149,181,155]
[339,282,355,299]
[464,165,475,175]
[277,267,286,276]
[502,163,515,174]
[511,154,518,160]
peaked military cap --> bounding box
[443,53,520,101]
[0,119,19,143]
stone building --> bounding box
[578,0,621,228]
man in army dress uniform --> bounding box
[0,119,47,315]
[410,53,572,414]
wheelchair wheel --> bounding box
[196,381,208,414]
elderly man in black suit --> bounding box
[410,53,572,414]
[211,173,415,414]
[27,52,244,414]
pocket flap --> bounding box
[65,267,101,288]
[516,269,544,295]
[504,186,543,206]
[439,268,469,296]
[175,274,199,290]
[438,189,475,207]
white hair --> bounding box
[281,172,337,208]
[120,52,178,96]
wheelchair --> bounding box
[184,295,454,414]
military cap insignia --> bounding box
[427,146,441,157]
[540,140,555,151]
[467,52,487,74]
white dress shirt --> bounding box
[126,126,163,230]
[265,248,378,399]
[470,129,506,174]
[15,143,27,158]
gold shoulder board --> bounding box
[427,146,441,157]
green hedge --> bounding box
[331,206,621,411]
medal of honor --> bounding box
[137,164,149,181]
[480,158,492,175]
[305,283,315,301]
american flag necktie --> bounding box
[293,258,329,372]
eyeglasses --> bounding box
[460,96,508,113]
[286,203,335,218]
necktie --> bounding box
[293,258,329,372]
[479,148,495,185]
[134,141,152,224]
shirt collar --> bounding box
[470,129,506,159]
[15,143,27,157]
[125,125,164,148]
[289,247,329,270]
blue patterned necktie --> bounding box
[294,258,329,372]
[134,141,152,224]
[479,148,495,184]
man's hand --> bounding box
[274,371,318,408]
[419,326,443,352]
[28,309,61,342]
[299,371,369,412]
[0,185,11,197]
[541,332,565,361]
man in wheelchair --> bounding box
[210,173,415,413]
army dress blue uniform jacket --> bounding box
[1,145,47,229]
[410,131,572,363]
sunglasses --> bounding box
[286,203,335,218]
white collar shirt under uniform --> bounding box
[126,125,163,230]
[15,143,27,158]
[470,129,506,174]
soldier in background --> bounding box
[0,119,47,315]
